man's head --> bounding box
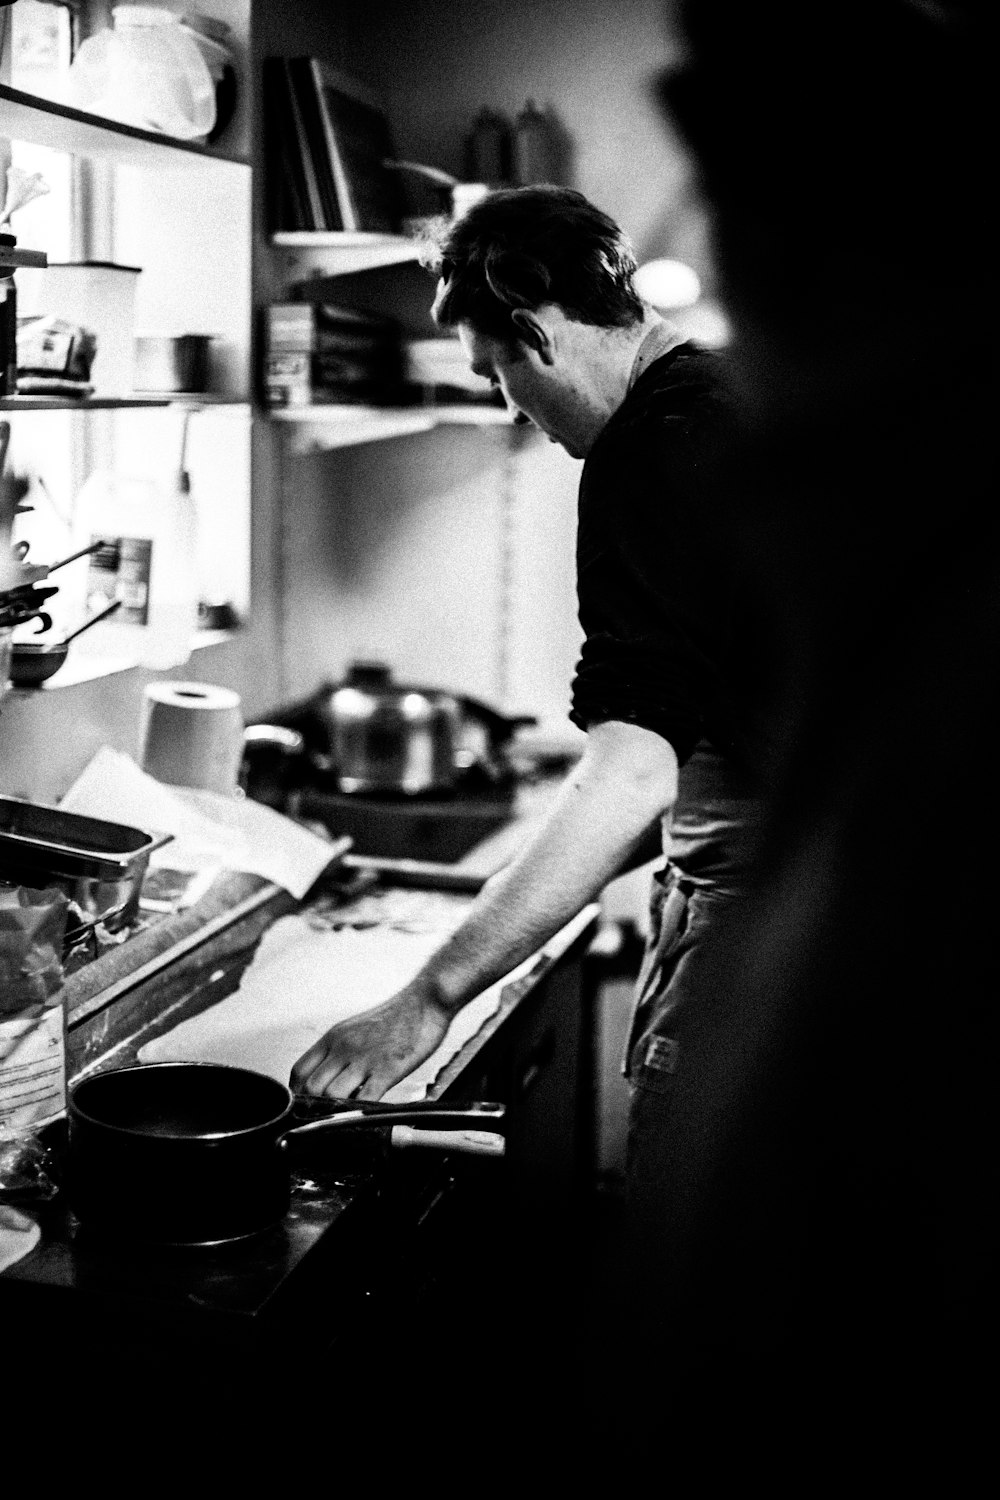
[425,187,649,458]
[428,186,644,339]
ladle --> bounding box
[9,598,123,687]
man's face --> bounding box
[457,321,591,459]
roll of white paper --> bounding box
[139,680,244,796]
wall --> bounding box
[261,0,699,727]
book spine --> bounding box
[307,57,360,231]
[287,58,343,233]
[282,58,326,231]
[262,57,310,231]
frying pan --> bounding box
[66,1062,505,1246]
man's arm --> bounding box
[291,719,678,1099]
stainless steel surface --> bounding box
[290,662,535,796]
[0,796,172,925]
[328,663,462,795]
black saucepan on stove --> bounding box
[66,1062,505,1246]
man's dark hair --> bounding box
[426,186,644,340]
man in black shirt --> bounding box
[292,188,769,1210]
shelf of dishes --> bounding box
[0,85,249,169]
[270,402,514,451]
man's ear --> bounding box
[510,308,555,363]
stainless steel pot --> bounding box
[274,663,535,797]
[67,1062,506,1246]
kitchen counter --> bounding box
[2,776,599,1422]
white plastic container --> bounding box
[67,6,216,141]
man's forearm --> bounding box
[409,720,678,1015]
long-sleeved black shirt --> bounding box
[569,343,768,887]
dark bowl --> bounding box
[9,640,69,687]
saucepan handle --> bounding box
[285,1100,507,1157]
[285,1099,505,1141]
[390,1125,505,1157]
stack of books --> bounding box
[263,57,406,234]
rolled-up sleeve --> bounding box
[569,392,735,766]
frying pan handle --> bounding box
[284,1099,505,1141]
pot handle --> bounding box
[390,1125,505,1157]
[460,696,537,745]
[284,1098,505,1142]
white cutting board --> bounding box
[138,911,589,1101]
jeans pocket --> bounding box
[629,1033,682,1097]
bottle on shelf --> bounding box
[512,100,559,186]
[468,108,511,187]
[71,425,199,672]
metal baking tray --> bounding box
[0,795,172,925]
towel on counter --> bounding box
[138,906,597,1100]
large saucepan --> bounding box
[256,662,536,798]
[67,1062,505,1247]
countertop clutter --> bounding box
[0,778,599,1429]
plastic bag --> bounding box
[68,10,216,141]
[0,885,69,1201]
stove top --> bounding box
[295,784,515,863]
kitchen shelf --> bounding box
[270,402,512,451]
[0,394,251,412]
[0,84,249,169]
[0,247,48,270]
[271,230,422,277]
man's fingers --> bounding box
[317,1059,369,1099]
[358,1062,412,1101]
[290,1041,328,1090]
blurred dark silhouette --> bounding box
[606,0,995,1464]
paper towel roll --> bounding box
[140,681,244,795]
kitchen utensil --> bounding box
[133,332,213,393]
[66,1061,506,1245]
[340,852,488,894]
[239,723,306,809]
[9,597,123,687]
[0,795,172,927]
[273,662,536,797]
[43,538,104,575]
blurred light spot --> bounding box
[634,258,702,309]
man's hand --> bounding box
[290,986,452,1101]
[292,722,676,1102]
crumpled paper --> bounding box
[61,747,342,901]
